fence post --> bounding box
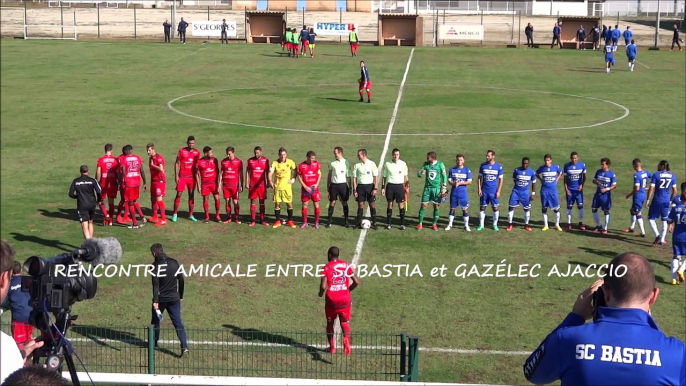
[60,2,64,38]
[147,325,155,374]
[399,332,407,381]
[518,10,521,46]
[408,336,420,381]
[480,9,483,46]
[73,10,75,39]
[511,5,514,43]
[339,9,341,43]
[207,6,210,41]
[134,6,137,39]
[23,1,26,38]
[97,3,100,39]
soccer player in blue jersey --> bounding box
[624,158,651,237]
[611,24,621,48]
[591,158,617,234]
[477,150,504,231]
[604,44,615,73]
[622,26,632,45]
[667,182,686,285]
[563,151,587,231]
[647,160,678,246]
[626,39,637,71]
[536,154,563,231]
[358,61,371,103]
[507,157,536,232]
[446,154,472,232]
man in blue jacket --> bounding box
[523,252,686,386]
[551,23,562,49]
[611,24,621,50]
[177,18,188,44]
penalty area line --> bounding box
[333,48,416,342]
[636,61,650,69]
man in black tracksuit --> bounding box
[150,243,188,356]
[221,19,228,44]
[672,24,683,51]
[163,20,172,42]
[177,18,188,44]
[525,23,534,47]
[576,25,586,50]
[69,165,102,240]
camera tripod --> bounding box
[32,311,82,386]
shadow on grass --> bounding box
[259,52,289,57]
[322,54,351,57]
[567,69,608,73]
[319,97,357,103]
[70,325,178,358]
[37,208,79,221]
[9,232,79,252]
[222,324,331,364]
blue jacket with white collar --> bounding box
[523,307,686,385]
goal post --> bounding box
[23,24,78,40]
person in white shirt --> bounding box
[0,240,43,384]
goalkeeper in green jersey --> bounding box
[417,151,447,230]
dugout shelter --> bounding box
[378,14,423,46]
[558,16,602,49]
[246,11,285,44]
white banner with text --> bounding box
[438,24,484,40]
[191,20,237,37]
[313,22,358,36]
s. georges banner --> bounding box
[191,20,237,37]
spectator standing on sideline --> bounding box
[2,262,33,349]
[523,252,686,385]
[525,23,534,47]
[591,24,600,50]
[177,18,188,44]
[349,27,359,57]
[69,165,102,240]
[220,19,228,44]
[150,243,189,357]
[576,25,586,50]
[551,23,562,49]
[163,20,171,42]
[672,24,683,51]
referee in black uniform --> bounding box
[69,165,102,240]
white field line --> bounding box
[636,61,650,69]
[334,48,416,342]
[65,337,529,355]
[175,46,207,61]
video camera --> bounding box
[591,286,607,321]
[20,237,122,386]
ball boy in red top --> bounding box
[219,146,244,224]
[95,143,119,226]
[197,146,221,223]
[147,143,167,226]
[319,246,359,355]
[359,61,371,103]
[245,146,270,227]
[173,136,201,222]
[298,151,322,228]
[120,145,148,229]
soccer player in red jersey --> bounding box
[319,246,359,356]
[116,146,132,224]
[245,146,270,227]
[196,146,221,223]
[173,136,201,222]
[219,146,244,224]
[147,143,167,226]
[95,143,119,226]
[119,145,148,229]
[298,151,323,228]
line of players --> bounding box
[604,39,639,73]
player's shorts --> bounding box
[673,241,686,257]
[101,179,119,199]
[222,185,240,200]
[359,80,372,90]
[612,38,618,45]
[77,206,96,223]
[124,186,140,202]
[385,183,405,203]
[350,42,359,47]
[302,188,321,203]
[508,190,531,210]
[356,184,376,203]
[301,40,308,47]
[648,200,671,220]
[540,190,560,210]
[273,188,293,204]
[631,194,646,214]
[329,183,350,202]
[421,187,442,205]
[627,55,636,61]
[294,44,300,52]
[11,321,34,348]
[450,193,469,210]
[592,193,612,211]
[176,177,195,192]
[566,190,584,208]
[201,183,219,196]
[286,42,293,50]
[625,39,631,46]
[249,185,267,200]
[151,182,166,198]
[479,191,500,207]
[325,304,352,322]
[309,43,316,49]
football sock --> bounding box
[479,211,485,227]
[399,208,406,226]
[302,207,308,223]
[118,199,126,216]
[275,209,281,222]
[359,89,364,99]
[418,207,426,225]
[357,208,363,225]
[315,207,320,223]
[672,258,679,278]
[463,214,469,226]
[326,321,335,349]
[287,208,293,221]
[134,202,144,218]
[188,199,194,217]
[566,209,572,225]
[554,211,560,226]
[340,321,351,339]
[637,216,645,234]
[542,213,549,227]
[680,258,686,272]
[448,212,455,227]
[173,197,181,214]
[507,210,514,224]
[524,210,531,225]
[630,214,637,229]
[108,202,115,218]
[100,202,110,219]
[203,200,209,217]
[151,202,158,218]
[226,203,232,217]
[493,210,499,225]
[214,199,220,215]
[328,206,334,223]
[593,212,601,227]
[387,208,393,225]
[649,219,659,237]
[661,221,668,242]
[158,201,166,220]
[579,208,585,222]
[343,205,349,222]
[250,204,256,221]
[260,204,265,221]
[128,204,137,226]
[432,208,439,224]
[367,90,371,101]
[370,208,376,224]
[604,213,610,230]
[234,203,240,219]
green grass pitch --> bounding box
[1,40,685,385]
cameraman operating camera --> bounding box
[523,252,686,385]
